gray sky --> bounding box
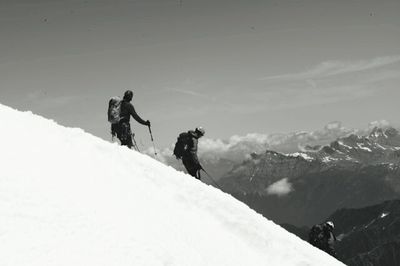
[1,0,399,149]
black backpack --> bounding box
[173,132,191,159]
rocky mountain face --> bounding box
[218,127,400,226]
[282,200,400,266]
[332,200,400,266]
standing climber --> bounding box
[173,127,205,179]
[308,221,337,257]
[108,90,150,149]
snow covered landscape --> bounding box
[0,104,343,265]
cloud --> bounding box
[266,178,293,196]
[22,90,80,110]
[361,70,400,84]
[324,121,342,130]
[167,87,209,98]
[198,134,272,161]
[368,120,391,130]
[143,146,173,164]
[260,55,400,81]
[254,56,400,111]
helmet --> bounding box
[326,221,334,229]
[195,126,205,136]
[123,90,133,101]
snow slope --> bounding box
[0,104,343,266]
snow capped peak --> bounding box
[369,127,388,139]
[356,143,372,152]
[288,152,314,161]
[380,212,389,218]
[337,141,353,150]
[322,156,339,163]
[0,104,343,266]
[375,143,387,150]
[369,126,399,140]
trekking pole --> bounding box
[200,166,223,190]
[132,134,140,152]
[111,130,115,142]
[148,125,158,156]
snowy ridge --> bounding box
[288,152,314,161]
[338,141,353,150]
[286,128,400,165]
[0,104,342,266]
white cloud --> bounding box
[198,134,271,161]
[254,56,400,111]
[167,87,208,98]
[266,178,293,196]
[143,146,173,164]
[260,55,400,81]
[324,121,343,130]
[368,120,391,130]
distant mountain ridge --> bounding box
[220,127,400,193]
[218,127,400,226]
[294,126,400,165]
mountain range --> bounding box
[218,127,400,226]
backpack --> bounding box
[173,132,191,159]
[108,97,122,124]
[308,224,325,246]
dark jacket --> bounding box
[309,223,337,257]
[321,224,337,257]
[181,130,202,179]
[183,130,201,166]
[119,100,147,125]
